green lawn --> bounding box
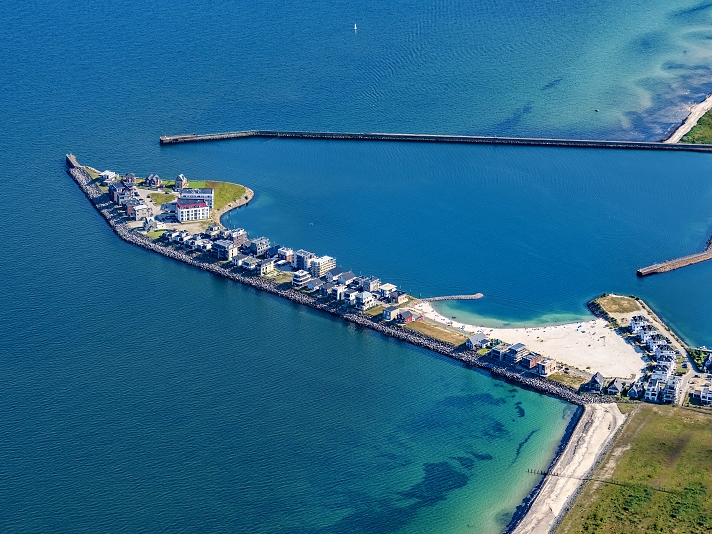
[555,404,712,534]
[146,230,164,239]
[404,321,467,346]
[681,111,712,144]
[364,305,384,317]
[150,193,175,206]
[206,181,247,211]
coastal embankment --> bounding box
[212,186,254,222]
[664,94,712,143]
[158,130,712,152]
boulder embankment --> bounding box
[67,158,605,406]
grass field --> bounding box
[150,193,175,206]
[146,230,164,239]
[595,295,641,315]
[364,305,384,317]
[555,404,712,534]
[264,271,293,284]
[548,372,588,390]
[681,111,712,144]
[404,321,467,346]
[206,181,247,211]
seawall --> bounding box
[66,155,610,407]
[637,237,712,276]
[159,130,712,152]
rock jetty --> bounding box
[67,160,605,406]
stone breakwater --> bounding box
[67,161,605,406]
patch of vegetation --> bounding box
[595,295,641,315]
[146,230,164,239]
[555,404,712,534]
[150,193,175,206]
[681,110,712,144]
[688,349,707,371]
[364,305,384,317]
[206,181,247,211]
[264,271,293,284]
[403,321,467,346]
[84,166,100,179]
[547,372,587,390]
[616,402,638,415]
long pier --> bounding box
[637,237,712,276]
[159,130,712,152]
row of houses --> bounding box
[627,315,682,404]
[108,177,151,221]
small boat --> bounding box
[354,23,357,31]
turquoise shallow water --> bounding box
[2,0,712,532]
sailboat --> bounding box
[354,23,357,31]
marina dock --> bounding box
[159,130,712,152]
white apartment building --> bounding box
[309,256,336,278]
[176,199,210,222]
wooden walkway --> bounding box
[158,130,712,152]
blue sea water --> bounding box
[2,0,712,532]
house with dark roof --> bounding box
[466,333,489,350]
[398,311,415,323]
[319,283,334,298]
[589,372,605,392]
[338,271,357,286]
[606,378,624,396]
[324,267,344,283]
[627,382,644,399]
[383,306,401,321]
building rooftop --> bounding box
[181,188,214,194]
[176,199,207,209]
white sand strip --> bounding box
[664,93,712,143]
[513,403,626,534]
[410,302,647,378]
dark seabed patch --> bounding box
[452,455,474,470]
[469,451,494,461]
[541,78,563,90]
[514,401,526,418]
[511,429,539,466]
[492,102,534,132]
[314,461,470,534]
[399,462,469,503]
[481,419,510,440]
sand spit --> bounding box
[512,403,626,534]
[664,93,712,143]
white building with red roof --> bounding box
[176,198,209,222]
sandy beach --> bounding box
[513,403,626,534]
[663,93,712,143]
[410,302,647,378]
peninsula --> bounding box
[66,153,710,534]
